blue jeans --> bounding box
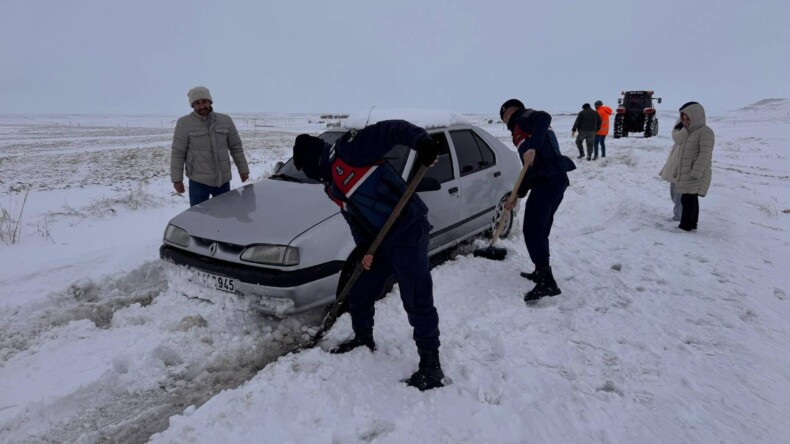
[594,135,607,157]
[188,180,230,206]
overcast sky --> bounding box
[1,0,788,116]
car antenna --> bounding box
[364,105,376,128]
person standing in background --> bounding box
[171,86,250,206]
[594,100,612,158]
[571,103,601,160]
[659,118,685,222]
[659,102,714,230]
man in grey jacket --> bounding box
[171,86,250,206]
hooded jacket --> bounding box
[659,103,714,196]
[170,111,249,187]
[596,105,613,136]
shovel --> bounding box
[302,164,430,349]
[472,159,530,261]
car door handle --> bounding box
[448,187,458,194]
[493,171,502,178]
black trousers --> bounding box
[680,193,699,229]
[347,218,440,351]
[523,175,568,268]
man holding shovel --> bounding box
[292,120,444,391]
[499,99,575,302]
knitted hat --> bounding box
[187,86,213,105]
[594,100,603,107]
[582,103,591,109]
[293,134,328,180]
[499,98,525,120]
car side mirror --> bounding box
[617,98,623,105]
[274,161,285,172]
[657,98,662,104]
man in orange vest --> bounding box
[594,100,613,158]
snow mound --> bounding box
[732,98,790,117]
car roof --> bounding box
[341,108,471,130]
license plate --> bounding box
[193,270,236,294]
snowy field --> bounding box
[1,104,788,443]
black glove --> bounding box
[416,138,439,167]
[674,121,684,130]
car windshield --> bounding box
[272,131,345,184]
[272,130,411,184]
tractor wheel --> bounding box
[613,115,624,139]
[644,116,658,138]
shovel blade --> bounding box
[473,246,507,261]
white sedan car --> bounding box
[160,110,521,315]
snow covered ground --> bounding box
[1,105,788,443]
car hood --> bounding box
[168,179,339,246]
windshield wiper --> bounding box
[270,173,301,182]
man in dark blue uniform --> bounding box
[292,120,444,391]
[499,99,576,302]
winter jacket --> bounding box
[661,104,714,196]
[506,109,575,195]
[659,119,685,184]
[596,106,613,136]
[572,108,601,133]
[171,111,249,187]
[318,120,432,244]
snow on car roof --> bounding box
[342,108,471,130]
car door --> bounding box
[406,131,461,250]
[449,128,505,233]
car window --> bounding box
[409,132,454,184]
[384,145,410,175]
[450,130,496,177]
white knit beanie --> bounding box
[187,86,212,105]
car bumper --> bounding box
[159,244,344,314]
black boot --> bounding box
[524,265,561,302]
[330,328,375,354]
[404,349,444,391]
[520,269,539,282]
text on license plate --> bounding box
[194,271,236,293]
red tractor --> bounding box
[613,90,662,138]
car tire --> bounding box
[487,192,516,239]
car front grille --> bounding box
[160,244,344,288]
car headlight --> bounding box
[164,224,190,247]
[240,244,300,266]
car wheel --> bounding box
[489,192,516,239]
